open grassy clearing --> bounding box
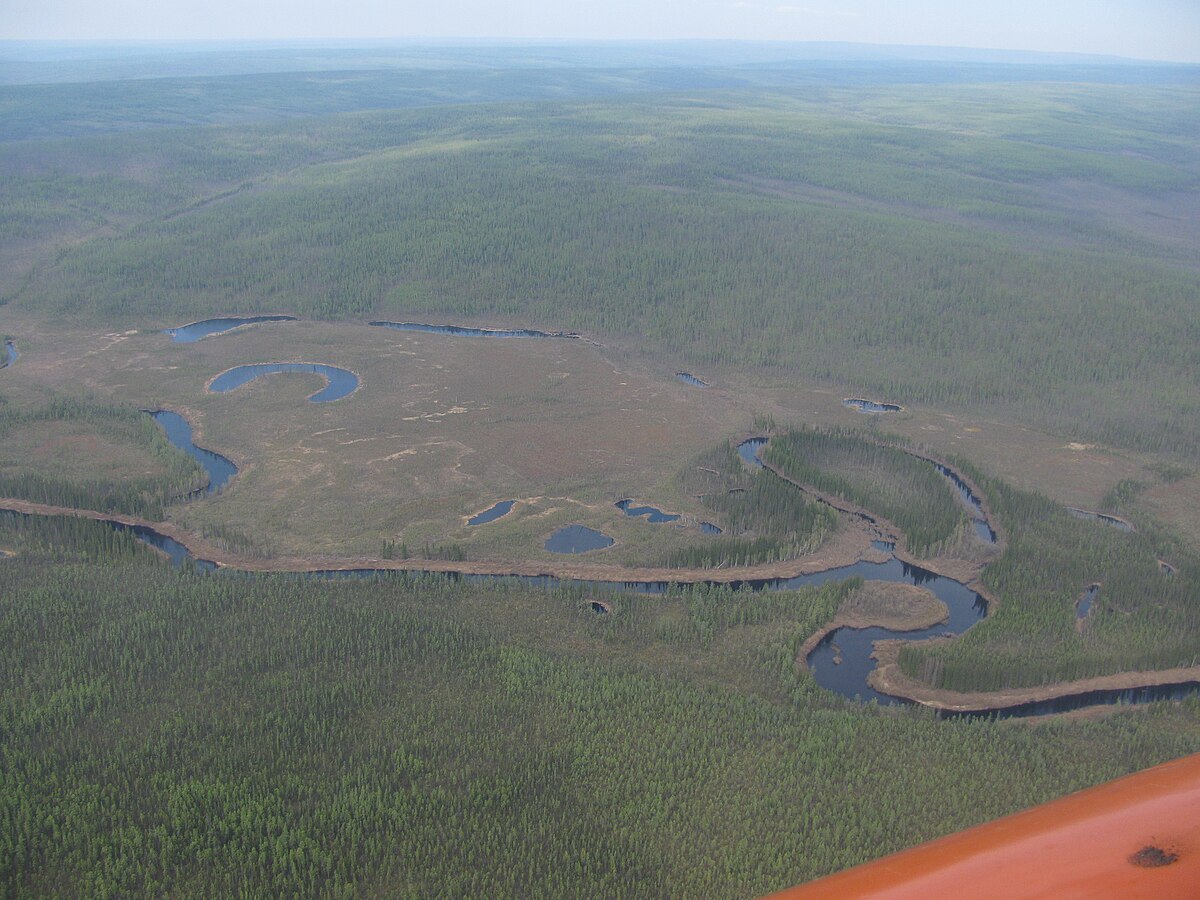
[2,311,1192,564]
[0,316,762,560]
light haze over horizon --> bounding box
[4,0,1200,64]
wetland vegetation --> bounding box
[764,428,968,557]
[672,441,836,568]
[2,39,1199,896]
[900,461,1200,691]
[0,399,203,518]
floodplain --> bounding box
[2,41,1199,897]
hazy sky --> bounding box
[4,0,1200,63]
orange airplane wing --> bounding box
[769,752,1200,899]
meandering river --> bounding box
[148,410,238,496]
[47,332,1190,718]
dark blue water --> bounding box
[615,500,721,535]
[933,463,983,516]
[737,437,767,468]
[676,372,709,388]
[164,316,296,343]
[148,410,238,497]
[370,321,578,340]
[972,519,997,542]
[616,499,681,524]
[871,539,896,552]
[10,506,1195,718]
[931,461,997,544]
[109,522,219,571]
[844,398,902,413]
[805,558,987,704]
[1067,507,1134,533]
[1077,584,1100,619]
[2,340,17,368]
[945,681,1200,719]
[209,363,359,403]
[1161,560,1177,578]
[469,500,516,526]
[544,525,615,554]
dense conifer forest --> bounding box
[3,514,1200,896]
[764,428,966,557]
[901,459,1200,690]
[3,75,1199,457]
[2,42,1198,895]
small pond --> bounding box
[616,499,681,524]
[544,525,615,554]
[1067,507,1134,533]
[164,315,296,343]
[469,500,516,526]
[737,437,767,468]
[844,398,902,413]
[370,321,578,340]
[676,372,709,388]
[2,341,17,368]
[148,410,238,496]
[208,363,359,403]
[1077,584,1100,620]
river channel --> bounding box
[147,410,238,497]
[33,376,1188,719]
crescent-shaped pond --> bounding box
[208,363,359,403]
